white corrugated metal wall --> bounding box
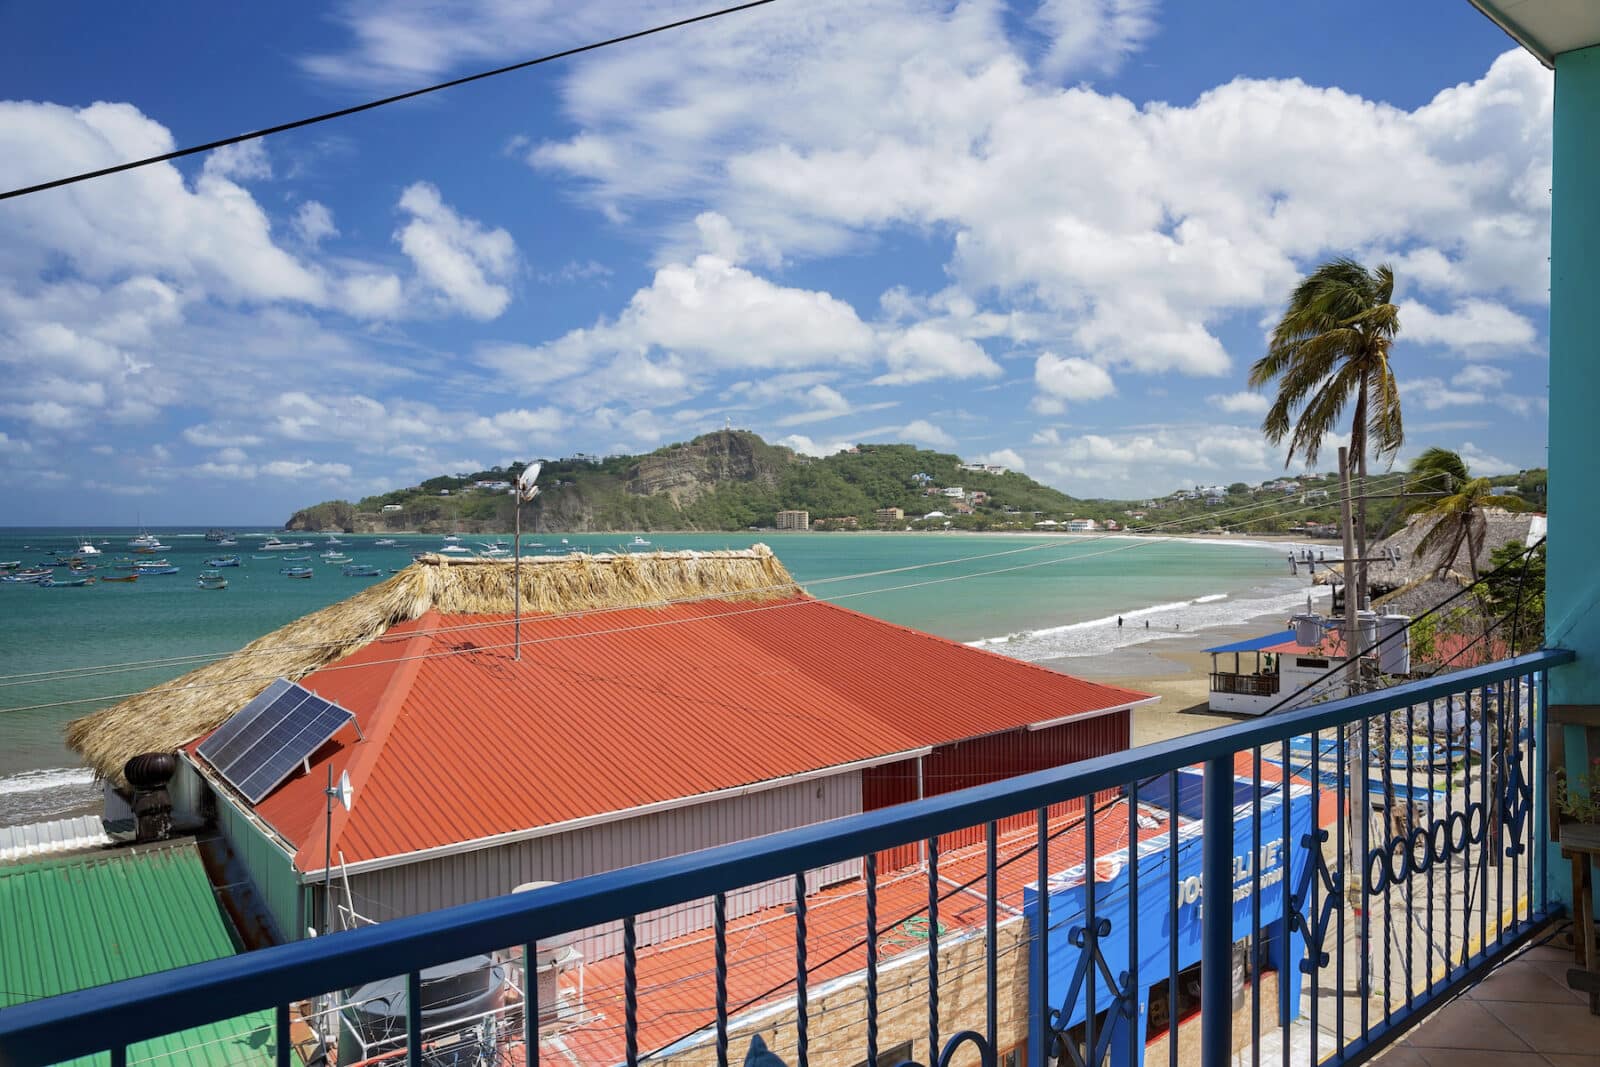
[342,770,864,957]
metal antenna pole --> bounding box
[514,496,522,661]
[323,765,334,937]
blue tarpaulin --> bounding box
[1203,629,1296,655]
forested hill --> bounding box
[286,431,1079,533]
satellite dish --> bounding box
[337,769,354,812]
[516,461,542,502]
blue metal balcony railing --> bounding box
[0,649,1572,1067]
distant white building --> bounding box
[380,504,403,512]
[1066,519,1097,532]
[1302,489,1331,504]
[776,510,810,531]
[941,486,965,498]
[473,480,512,492]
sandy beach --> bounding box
[1042,616,1294,747]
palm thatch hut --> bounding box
[1312,510,1544,598]
[68,547,800,788]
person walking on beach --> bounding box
[1117,616,1123,629]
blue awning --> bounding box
[1203,628,1295,654]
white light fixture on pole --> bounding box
[513,462,542,661]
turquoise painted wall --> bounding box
[1548,43,1600,907]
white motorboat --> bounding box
[74,541,102,556]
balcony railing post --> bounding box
[1200,755,1234,1065]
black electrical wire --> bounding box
[0,0,779,202]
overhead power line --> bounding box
[0,0,779,202]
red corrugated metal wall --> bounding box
[861,709,1130,872]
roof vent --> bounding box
[123,752,176,843]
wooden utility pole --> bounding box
[1339,448,1369,915]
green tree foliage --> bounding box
[1479,539,1545,654]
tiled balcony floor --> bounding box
[1375,923,1599,1065]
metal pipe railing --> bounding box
[0,648,1572,1067]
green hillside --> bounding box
[286,430,1547,536]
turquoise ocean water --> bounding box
[0,527,1320,825]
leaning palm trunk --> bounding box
[1353,382,1370,612]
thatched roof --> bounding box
[67,547,800,787]
[1312,510,1541,591]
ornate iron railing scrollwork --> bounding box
[1366,800,1484,895]
[1289,828,1341,972]
[1043,919,1136,1067]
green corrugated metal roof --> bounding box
[0,842,276,1067]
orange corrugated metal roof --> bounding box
[194,597,1149,869]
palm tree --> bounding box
[1250,258,1403,609]
[1405,446,1470,508]
[1413,469,1495,581]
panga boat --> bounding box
[40,575,95,587]
[101,574,138,583]
[261,537,311,551]
[196,571,228,590]
[282,554,311,562]
[342,563,381,577]
[321,553,353,564]
[135,563,179,575]
[204,555,241,568]
[2,569,51,584]
[280,565,314,579]
[0,561,20,570]
[375,539,398,546]
[629,536,651,547]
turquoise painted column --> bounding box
[1547,43,1600,907]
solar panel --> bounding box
[197,678,356,803]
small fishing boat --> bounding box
[629,536,652,548]
[282,554,311,562]
[325,535,344,545]
[112,558,140,570]
[40,575,95,587]
[204,528,230,542]
[442,534,461,544]
[217,537,238,547]
[342,563,382,577]
[375,539,398,547]
[101,574,138,583]
[128,531,161,549]
[476,543,510,559]
[250,554,275,560]
[321,553,352,564]
[1,569,50,584]
[280,565,314,579]
[0,561,20,570]
[135,564,180,575]
[204,555,241,568]
[196,571,228,590]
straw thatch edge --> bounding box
[67,546,800,788]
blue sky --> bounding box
[0,1,1551,524]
